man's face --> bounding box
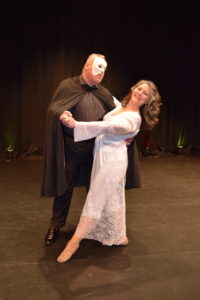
[90,57,107,84]
[83,56,107,86]
[92,57,107,76]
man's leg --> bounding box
[44,159,80,246]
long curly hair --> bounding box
[121,80,162,129]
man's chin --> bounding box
[90,79,101,86]
[95,76,104,84]
[88,75,104,86]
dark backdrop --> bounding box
[1,0,200,156]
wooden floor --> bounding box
[0,153,200,300]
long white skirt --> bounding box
[75,144,127,246]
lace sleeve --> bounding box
[74,113,141,142]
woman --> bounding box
[57,80,162,263]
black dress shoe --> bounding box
[44,227,59,246]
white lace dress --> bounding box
[74,105,141,245]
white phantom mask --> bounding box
[92,57,107,76]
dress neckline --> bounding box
[109,106,138,117]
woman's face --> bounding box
[131,83,151,107]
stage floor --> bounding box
[0,154,200,300]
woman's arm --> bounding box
[60,114,140,142]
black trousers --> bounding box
[50,157,93,228]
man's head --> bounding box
[82,53,107,86]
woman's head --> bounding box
[122,80,162,129]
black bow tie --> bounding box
[82,84,97,92]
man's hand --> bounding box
[60,111,76,128]
[125,137,134,146]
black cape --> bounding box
[41,76,141,197]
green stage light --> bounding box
[6,144,14,162]
[176,133,185,155]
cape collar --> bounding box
[79,75,100,90]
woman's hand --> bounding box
[60,110,72,119]
[60,111,76,128]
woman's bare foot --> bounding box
[57,240,80,263]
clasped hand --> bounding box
[60,111,76,128]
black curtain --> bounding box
[1,0,200,155]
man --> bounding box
[41,53,140,246]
